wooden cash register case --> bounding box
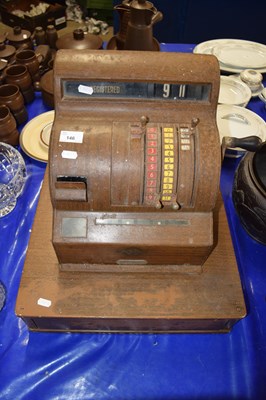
[16,50,246,332]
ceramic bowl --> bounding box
[218,76,251,107]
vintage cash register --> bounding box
[15,50,246,332]
[50,50,221,272]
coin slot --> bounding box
[55,176,87,201]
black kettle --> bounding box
[231,137,266,245]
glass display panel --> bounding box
[62,81,211,102]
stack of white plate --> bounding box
[194,38,266,74]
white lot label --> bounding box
[55,16,66,26]
[61,150,78,159]
[60,131,84,143]
[78,84,94,95]
[37,298,52,308]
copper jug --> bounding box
[124,0,162,51]
[113,0,132,50]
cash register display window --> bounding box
[62,81,211,102]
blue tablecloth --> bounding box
[1,44,266,400]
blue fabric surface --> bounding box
[1,45,266,400]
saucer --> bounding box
[20,110,55,162]
[40,121,53,147]
[106,35,160,51]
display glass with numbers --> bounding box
[62,81,211,102]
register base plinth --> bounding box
[15,173,246,333]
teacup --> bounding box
[0,105,19,146]
[4,64,35,104]
[0,84,28,125]
[15,49,44,81]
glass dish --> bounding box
[0,142,26,217]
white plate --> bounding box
[193,39,266,73]
[20,110,55,163]
[217,105,266,154]
[194,39,235,55]
[219,76,251,106]
[213,42,266,69]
